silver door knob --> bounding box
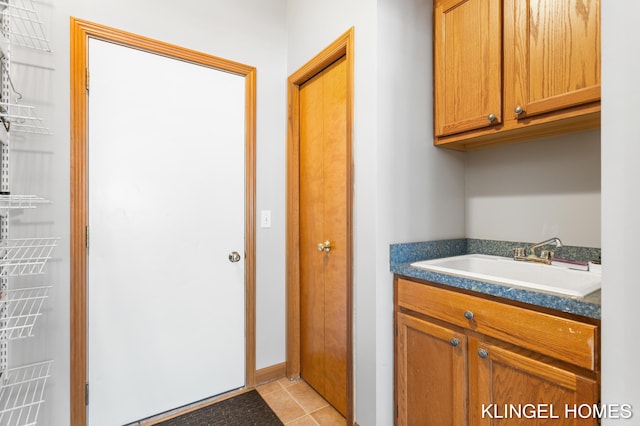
[449,338,460,347]
[514,105,524,115]
[478,349,489,359]
[464,310,475,321]
[228,251,241,262]
[487,113,496,122]
[317,240,332,253]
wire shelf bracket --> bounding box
[0,360,52,426]
[0,238,58,277]
[0,286,50,340]
[0,195,50,212]
[0,102,50,136]
[0,1,51,52]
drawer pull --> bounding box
[463,310,475,321]
[477,349,489,359]
[449,338,460,347]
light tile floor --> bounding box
[257,378,347,426]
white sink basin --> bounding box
[411,254,600,297]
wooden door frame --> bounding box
[286,28,354,424]
[70,18,257,425]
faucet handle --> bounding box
[513,247,526,258]
[540,250,555,261]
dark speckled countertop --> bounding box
[390,239,601,319]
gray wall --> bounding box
[376,0,466,424]
[601,1,640,422]
[466,129,601,248]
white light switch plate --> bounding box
[260,210,271,228]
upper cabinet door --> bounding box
[434,0,502,137]
[506,0,601,119]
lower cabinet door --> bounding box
[396,312,467,425]
[470,339,599,425]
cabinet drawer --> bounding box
[397,278,598,370]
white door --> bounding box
[87,38,246,425]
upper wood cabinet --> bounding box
[505,0,601,119]
[434,0,502,137]
[434,0,601,150]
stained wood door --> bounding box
[505,0,601,119]
[434,0,502,136]
[86,38,246,425]
[299,56,348,416]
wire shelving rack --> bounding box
[0,2,53,424]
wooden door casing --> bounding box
[70,18,257,425]
[286,28,354,425]
[299,57,348,416]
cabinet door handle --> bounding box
[514,105,524,115]
[449,338,460,347]
[477,349,489,359]
[463,310,474,321]
[487,113,497,122]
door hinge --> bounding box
[85,226,89,249]
[85,383,89,406]
[85,68,90,92]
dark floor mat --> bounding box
[156,390,283,426]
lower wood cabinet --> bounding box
[394,277,600,425]
[470,339,599,425]
[396,312,468,425]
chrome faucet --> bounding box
[514,237,563,264]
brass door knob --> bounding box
[317,240,332,253]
